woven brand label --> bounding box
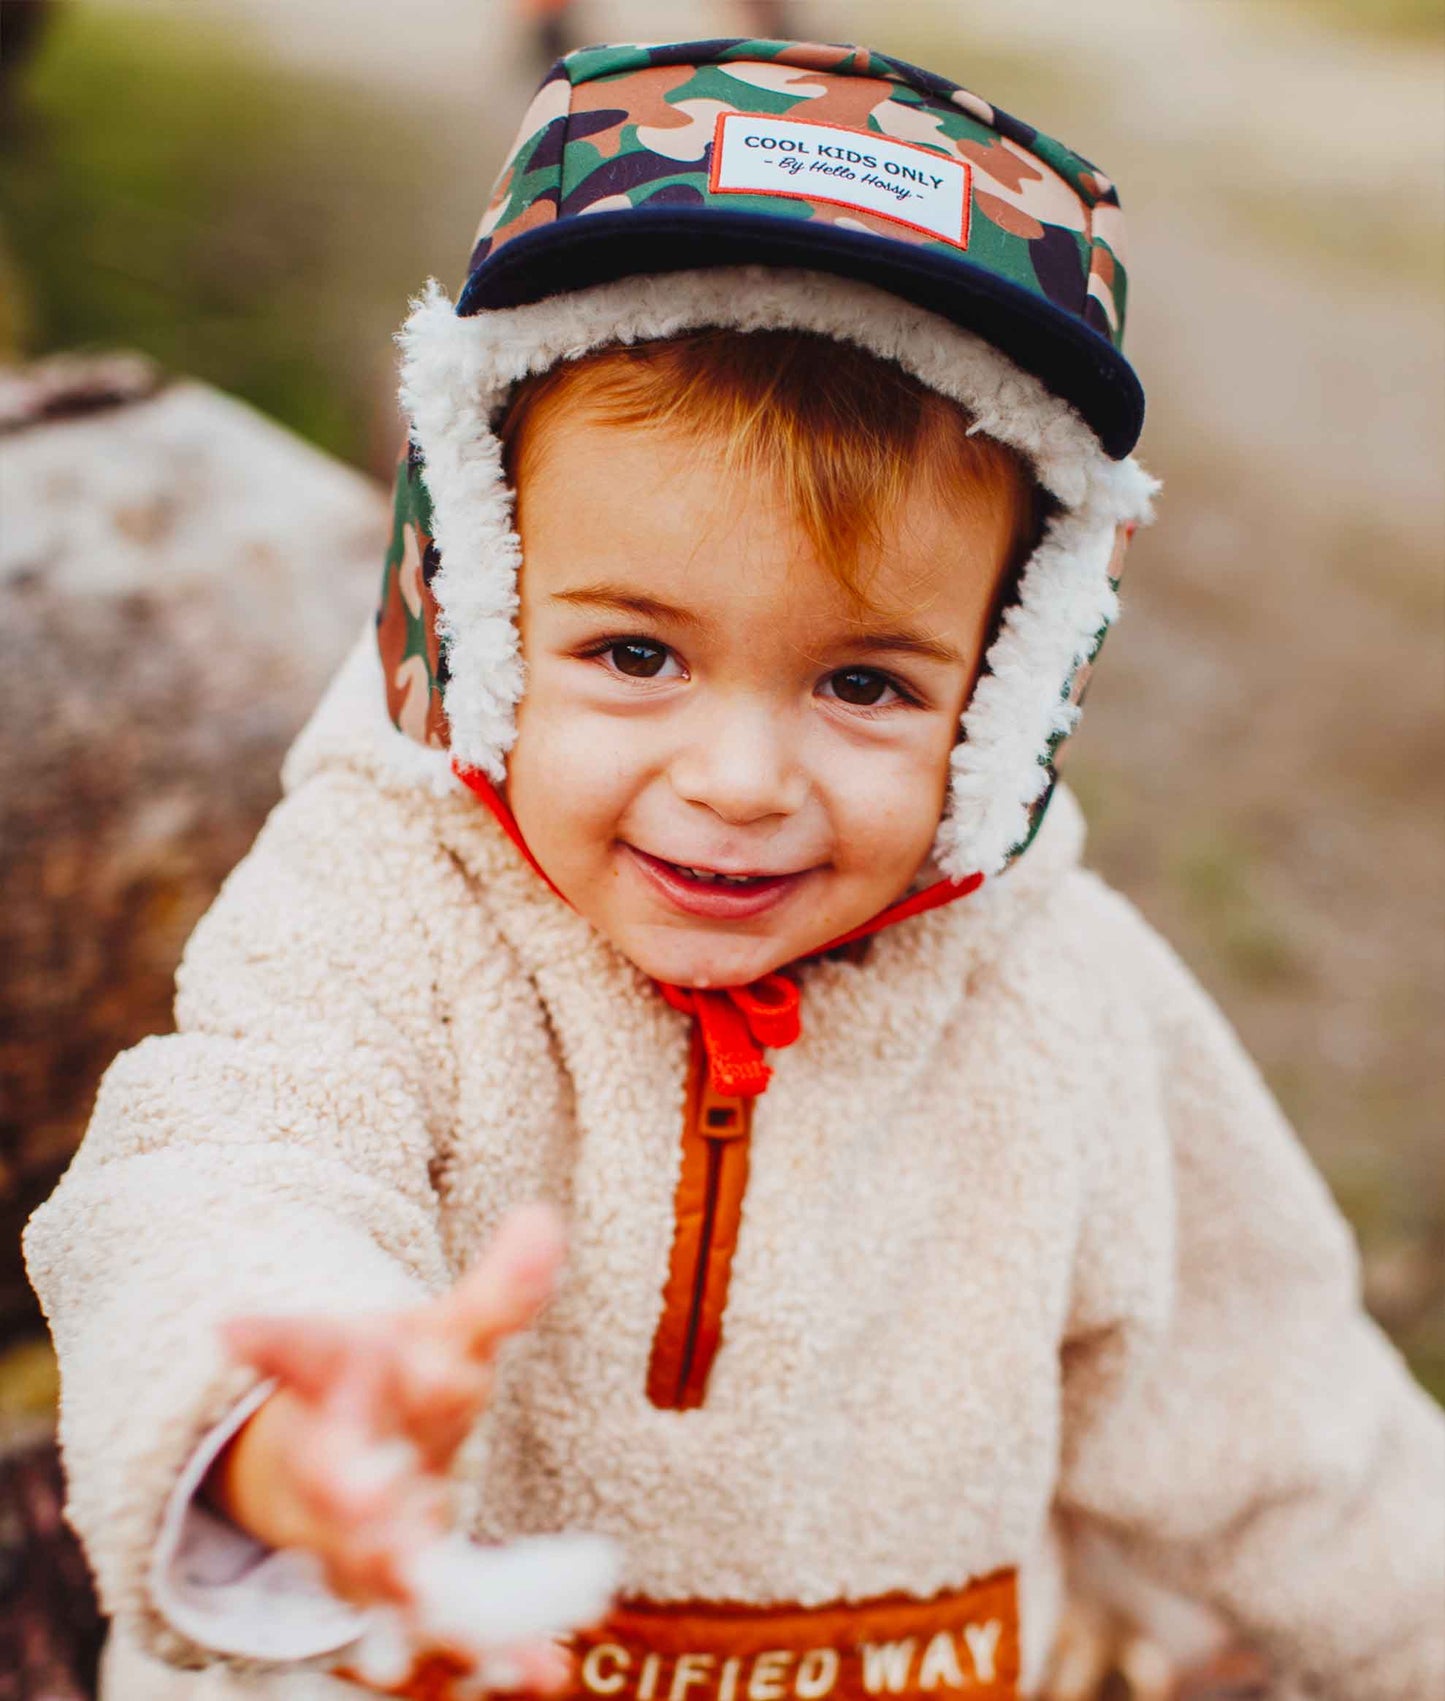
[710,112,971,248]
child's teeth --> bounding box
[681,865,759,885]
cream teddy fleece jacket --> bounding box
[24,638,1445,1701]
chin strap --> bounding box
[453,762,983,1097]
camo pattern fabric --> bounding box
[377,444,451,752]
[380,40,1137,872]
[466,38,1128,347]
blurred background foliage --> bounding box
[1,0,1442,1406]
[0,2,456,459]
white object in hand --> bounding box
[354,1609,414,1689]
[353,1530,621,1690]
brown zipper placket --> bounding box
[645,1028,753,1409]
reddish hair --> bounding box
[497,328,1042,615]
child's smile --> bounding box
[503,403,1017,988]
[622,844,821,923]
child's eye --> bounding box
[820,668,909,709]
[597,639,681,680]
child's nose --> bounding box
[669,707,808,824]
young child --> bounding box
[24,36,1444,1701]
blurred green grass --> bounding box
[0,1,456,464]
[1169,830,1306,992]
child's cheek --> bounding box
[825,741,949,886]
[509,693,652,878]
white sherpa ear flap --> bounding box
[397,269,1156,879]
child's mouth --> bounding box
[623,845,811,921]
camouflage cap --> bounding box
[378,36,1159,880]
[462,37,1143,457]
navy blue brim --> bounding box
[456,207,1144,459]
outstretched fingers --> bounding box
[433,1203,568,1365]
[221,1314,370,1406]
[393,1336,494,1467]
[213,1204,573,1628]
[292,1423,449,1605]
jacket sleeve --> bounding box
[22,766,478,1668]
[1056,877,1445,1701]
[148,1380,370,1661]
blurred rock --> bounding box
[0,352,163,432]
[0,1441,103,1701]
[0,353,386,1345]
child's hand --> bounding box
[209,1203,574,1692]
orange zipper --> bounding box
[646,1029,753,1409]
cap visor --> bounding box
[457,207,1144,458]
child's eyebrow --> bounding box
[550,586,702,628]
[554,586,963,666]
[846,630,964,666]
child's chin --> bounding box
[623,926,795,991]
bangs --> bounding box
[497,327,1043,610]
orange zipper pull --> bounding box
[646,1031,754,1409]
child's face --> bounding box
[505,409,1014,988]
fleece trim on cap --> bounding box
[393,268,1156,880]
